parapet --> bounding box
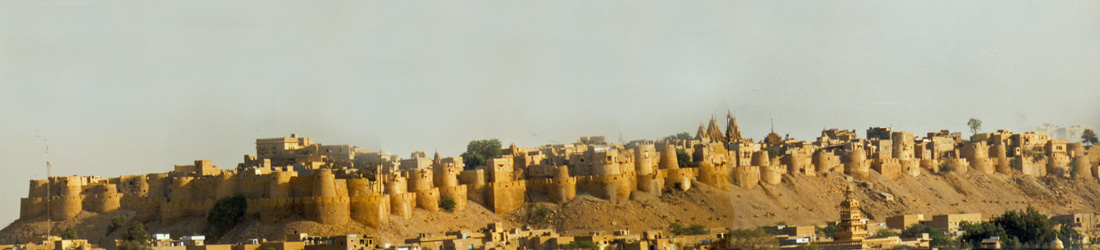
[390,192,417,219]
[439,185,468,211]
[760,165,783,186]
[872,159,902,180]
[733,166,761,189]
[415,188,441,212]
[350,194,390,227]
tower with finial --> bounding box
[764,118,782,145]
[725,111,743,143]
[695,123,709,141]
[835,183,868,241]
[706,116,724,143]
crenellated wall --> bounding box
[945,158,970,174]
[415,188,440,212]
[350,194,389,227]
[733,166,760,189]
[487,180,526,214]
[760,165,783,186]
[390,192,416,219]
[845,149,871,180]
[439,184,468,211]
[872,159,902,180]
[813,150,840,173]
[695,162,730,190]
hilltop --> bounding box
[5,168,1100,247]
[2,117,1099,248]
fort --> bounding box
[16,115,1100,229]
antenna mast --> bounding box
[45,138,52,237]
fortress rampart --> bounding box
[17,128,1096,228]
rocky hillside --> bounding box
[4,169,1100,248]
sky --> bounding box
[1,1,1099,225]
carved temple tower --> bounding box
[834,184,868,241]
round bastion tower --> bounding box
[549,165,576,203]
[51,176,83,221]
[845,148,871,180]
[314,169,337,197]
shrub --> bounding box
[60,227,78,239]
[440,197,456,212]
[118,221,151,250]
[1069,159,1080,179]
[712,228,779,250]
[874,228,897,238]
[940,163,953,173]
[106,215,127,236]
[670,223,708,235]
[900,224,951,248]
[815,224,837,237]
[663,132,692,141]
[1011,157,1023,171]
[203,196,247,243]
[676,152,693,167]
[559,241,598,249]
[531,205,552,224]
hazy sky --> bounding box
[2,1,1099,224]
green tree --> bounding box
[1082,129,1098,146]
[992,206,1056,247]
[874,228,897,238]
[559,241,598,249]
[958,221,1008,249]
[203,195,247,243]
[712,228,779,250]
[967,118,982,135]
[530,205,552,224]
[664,132,693,141]
[118,221,151,250]
[815,224,837,238]
[460,139,502,170]
[676,152,693,168]
[670,223,708,235]
[60,227,78,239]
[899,224,952,249]
[439,197,456,212]
[106,215,128,236]
[1053,217,1084,249]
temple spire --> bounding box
[726,111,743,143]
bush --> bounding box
[712,228,779,250]
[559,241,598,249]
[670,223,708,235]
[118,221,151,250]
[1069,159,1080,179]
[960,206,1060,249]
[1011,157,1023,171]
[440,197,456,212]
[203,196,247,243]
[940,163,953,173]
[106,215,127,236]
[60,227,78,239]
[815,224,837,237]
[530,205,552,224]
[664,132,692,141]
[874,228,897,238]
[899,224,951,248]
[676,152,693,168]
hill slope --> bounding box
[4,169,1100,248]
